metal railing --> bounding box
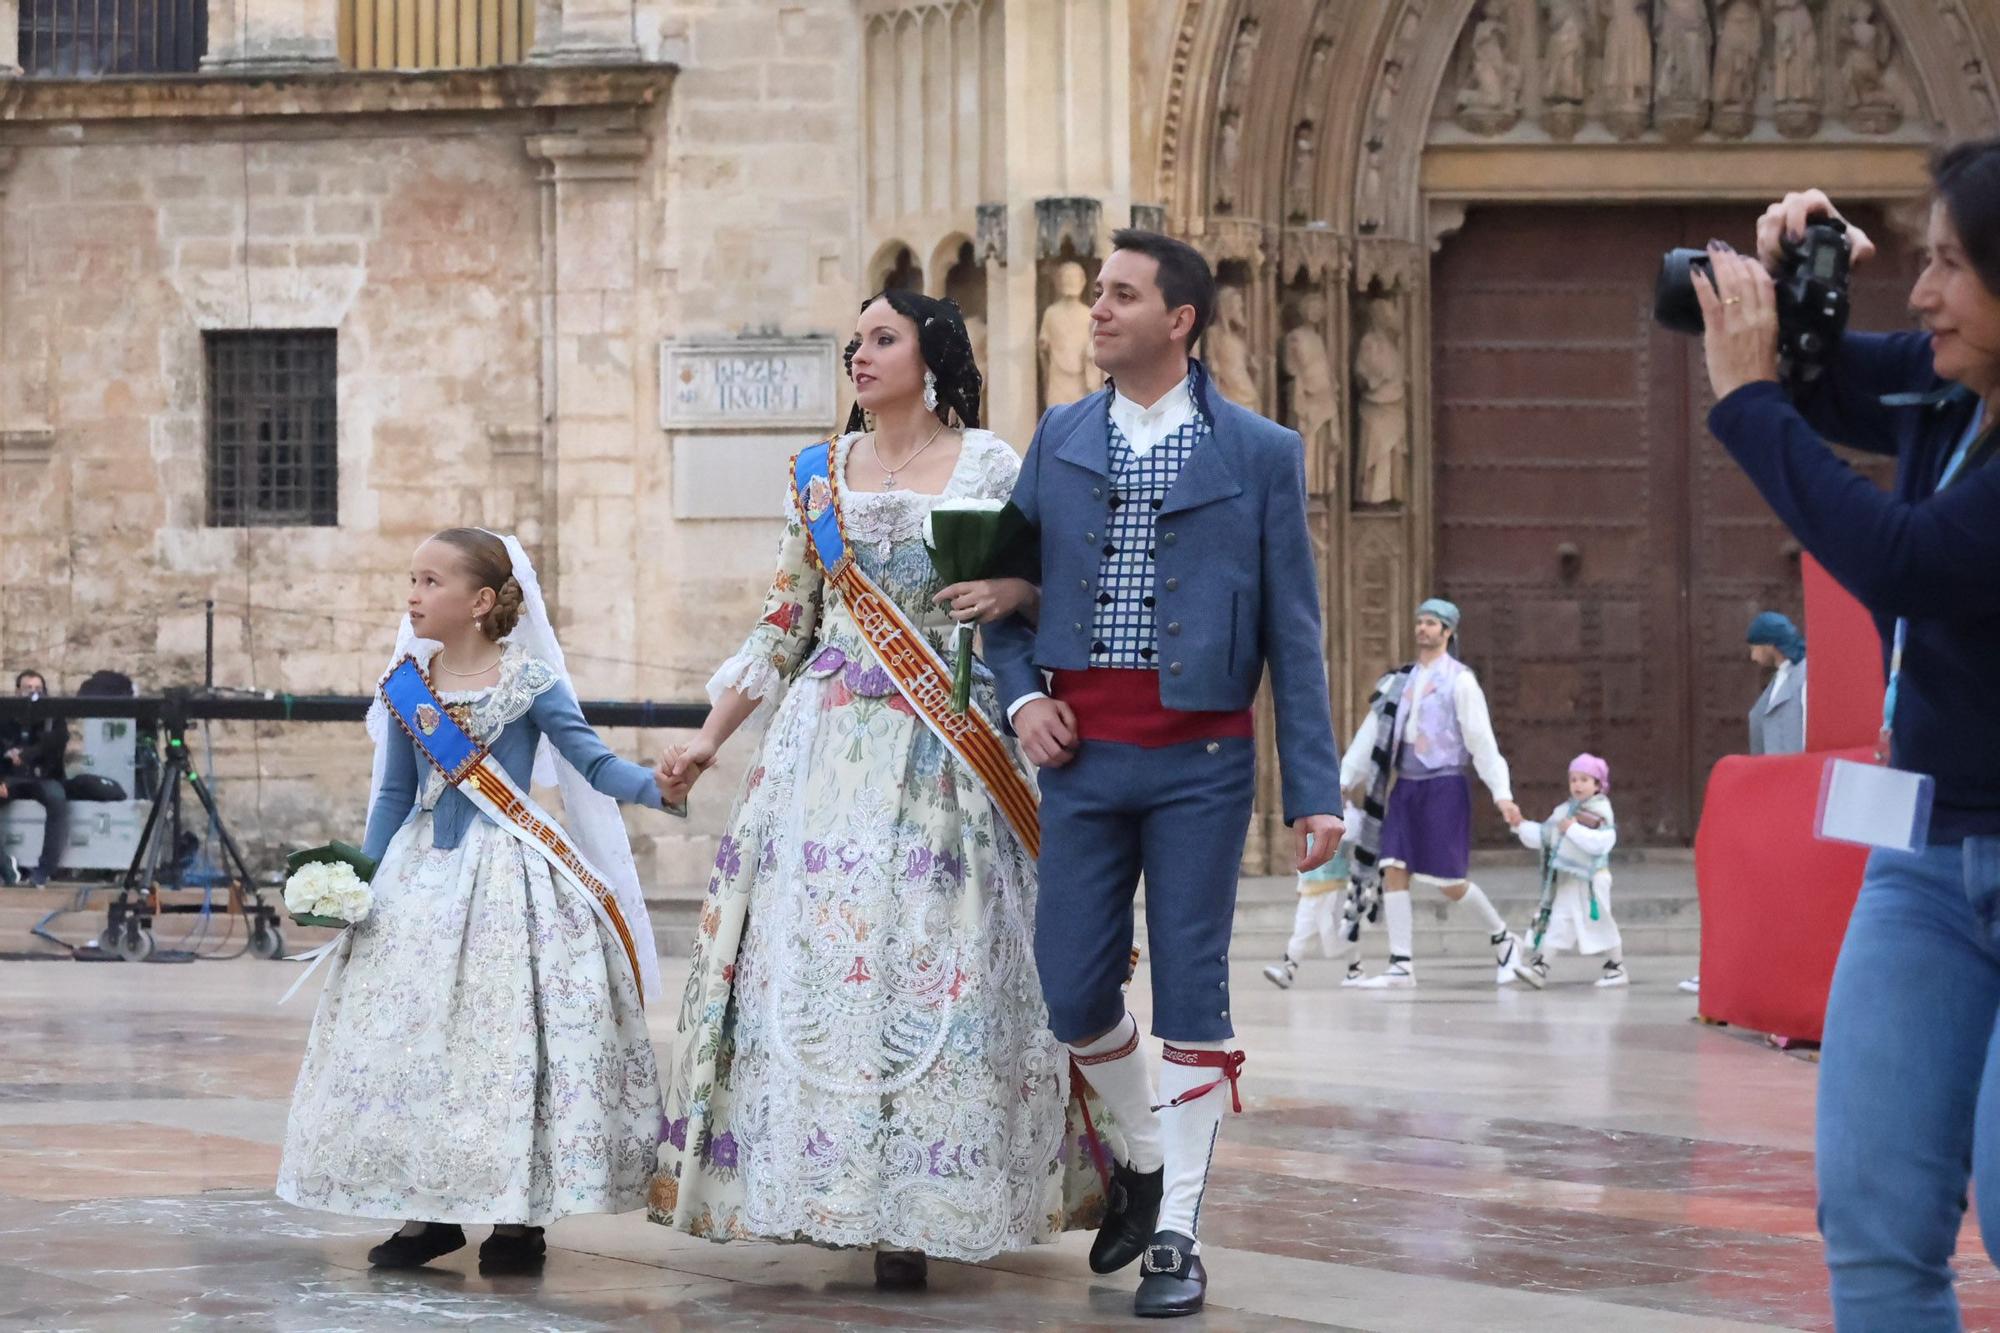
[17,0,206,76]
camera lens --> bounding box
[1654,248,1711,334]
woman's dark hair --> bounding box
[843,290,983,434]
[1109,227,1218,346]
[1932,136,2000,297]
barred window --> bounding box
[18,0,206,76]
[206,331,339,529]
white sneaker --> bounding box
[1339,960,1365,987]
[1513,954,1549,990]
[1597,961,1630,988]
[1493,933,1525,986]
[1352,962,1415,990]
[1678,975,1700,994]
[1263,957,1298,990]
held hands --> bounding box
[1498,799,1523,829]
[1014,697,1079,769]
[935,577,1039,625]
[1295,812,1347,874]
[656,736,719,806]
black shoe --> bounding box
[478,1226,546,1276]
[366,1223,466,1269]
[872,1249,928,1289]
[1089,1159,1164,1274]
[1133,1230,1207,1318]
[28,867,49,887]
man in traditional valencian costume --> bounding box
[1340,599,1524,990]
[987,230,1344,1318]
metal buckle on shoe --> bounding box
[1141,1243,1184,1276]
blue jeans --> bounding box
[1818,837,2000,1330]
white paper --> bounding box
[1817,758,1932,853]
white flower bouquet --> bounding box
[923,498,1037,712]
[282,841,377,929]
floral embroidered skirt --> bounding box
[278,813,662,1226]
[649,663,1114,1261]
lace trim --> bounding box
[413,640,558,810]
[708,652,784,705]
[836,431,1022,549]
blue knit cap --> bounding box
[1746,611,1805,663]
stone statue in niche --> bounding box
[1206,285,1260,408]
[1038,261,1102,408]
[1711,0,1764,138]
[1222,17,1262,112]
[1600,0,1655,140]
[1305,37,1333,93]
[1287,122,1318,222]
[1455,9,1524,135]
[1773,0,1823,138]
[1215,111,1242,213]
[1838,0,1907,134]
[1541,0,1590,139]
[1354,295,1407,508]
[1282,291,1339,498]
[1653,0,1714,141]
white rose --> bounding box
[284,860,368,917]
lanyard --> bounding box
[1880,404,1987,756]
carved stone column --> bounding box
[529,0,641,65]
[524,129,651,691]
[202,0,339,71]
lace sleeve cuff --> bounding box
[708,651,786,705]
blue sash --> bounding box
[794,438,847,570]
[380,658,486,785]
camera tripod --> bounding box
[90,691,284,963]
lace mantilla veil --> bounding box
[364,533,662,1003]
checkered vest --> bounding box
[1089,416,1207,667]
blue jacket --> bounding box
[362,655,663,864]
[1708,331,2000,841]
[985,360,1341,825]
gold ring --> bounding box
[1724,297,1742,306]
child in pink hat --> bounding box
[1503,753,1626,988]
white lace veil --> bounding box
[364,534,662,1004]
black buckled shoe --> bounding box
[366,1223,466,1269]
[477,1226,547,1276]
[1133,1230,1207,1318]
[872,1249,928,1289]
[1089,1159,1165,1274]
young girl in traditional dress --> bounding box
[649,292,1111,1288]
[278,528,674,1274]
[1264,803,1365,988]
[1505,753,1627,988]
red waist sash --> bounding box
[1050,668,1254,749]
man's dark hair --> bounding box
[1932,136,2000,298]
[1109,228,1218,347]
[15,670,43,690]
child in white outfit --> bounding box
[1264,805,1365,988]
[1505,753,1626,989]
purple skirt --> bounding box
[1379,773,1472,880]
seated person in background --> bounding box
[0,670,70,886]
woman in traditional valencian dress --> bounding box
[279,528,673,1275]
[649,292,1110,1287]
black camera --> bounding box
[1654,216,1852,386]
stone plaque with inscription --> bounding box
[659,337,839,430]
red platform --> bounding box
[1692,558,1883,1043]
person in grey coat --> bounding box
[1747,610,1808,756]
[984,229,1343,1317]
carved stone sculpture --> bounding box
[1215,111,1242,213]
[1774,0,1823,138]
[1287,122,1318,222]
[1206,285,1259,408]
[1222,17,1262,112]
[1654,0,1714,141]
[1455,10,1524,135]
[1282,292,1339,498]
[1355,296,1407,508]
[1838,1,1906,134]
[1601,0,1655,140]
[1038,261,1102,408]
[1541,0,1590,139]
[1712,0,1763,138]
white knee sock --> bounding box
[1067,1012,1163,1172]
[1456,882,1507,936]
[1384,889,1413,961]
[1315,891,1345,958]
[1285,895,1319,961]
[1155,1039,1235,1248]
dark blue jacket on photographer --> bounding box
[983,359,1340,826]
[1709,331,2000,841]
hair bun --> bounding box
[486,576,526,642]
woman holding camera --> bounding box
[1697,138,2000,1331]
